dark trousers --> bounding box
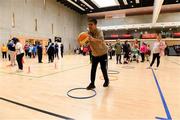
[55,51,59,59]
[16,53,24,70]
[8,54,10,61]
[38,53,42,63]
[61,51,63,58]
[90,54,109,85]
[124,52,130,60]
[28,52,31,58]
[89,51,92,62]
[48,53,54,62]
[150,53,160,67]
[109,51,112,59]
[25,50,28,56]
[116,54,121,64]
[2,52,7,59]
[141,53,145,62]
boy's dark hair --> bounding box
[12,37,19,44]
[88,18,97,25]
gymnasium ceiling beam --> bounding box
[152,0,164,24]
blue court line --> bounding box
[151,69,172,120]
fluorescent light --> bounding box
[123,0,128,5]
[67,0,85,11]
[91,0,119,8]
[135,0,140,4]
[80,0,94,9]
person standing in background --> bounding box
[24,43,29,57]
[60,43,64,58]
[7,39,16,66]
[54,41,59,59]
[148,33,166,70]
[32,44,37,58]
[108,43,113,60]
[12,37,24,72]
[145,44,151,61]
[37,42,43,63]
[28,44,33,58]
[140,42,147,62]
[123,41,131,64]
[114,40,122,64]
[47,42,55,63]
[7,42,11,61]
[1,44,8,59]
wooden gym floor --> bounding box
[0,55,179,120]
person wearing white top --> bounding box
[12,37,24,71]
[148,34,166,70]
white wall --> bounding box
[0,0,87,53]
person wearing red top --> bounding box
[140,42,147,62]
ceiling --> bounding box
[57,0,180,14]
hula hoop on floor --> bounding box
[67,88,96,99]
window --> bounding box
[52,24,54,34]
[35,19,38,31]
[91,0,119,8]
[12,13,15,28]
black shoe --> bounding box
[86,84,95,90]
[103,82,109,87]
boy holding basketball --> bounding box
[86,19,109,90]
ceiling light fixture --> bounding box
[67,0,85,11]
[80,0,94,9]
[135,0,140,4]
[91,0,119,8]
[123,0,128,5]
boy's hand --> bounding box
[88,35,94,42]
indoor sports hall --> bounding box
[0,0,180,120]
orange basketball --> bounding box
[77,32,89,46]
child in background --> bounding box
[140,42,147,62]
[1,44,8,59]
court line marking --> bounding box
[165,59,180,66]
[0,97,74,120]
[37,64,90,78]
[0,64,90,78]
[151,68,172,120]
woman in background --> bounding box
[148,33,166,70]
[12,37,24,72]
